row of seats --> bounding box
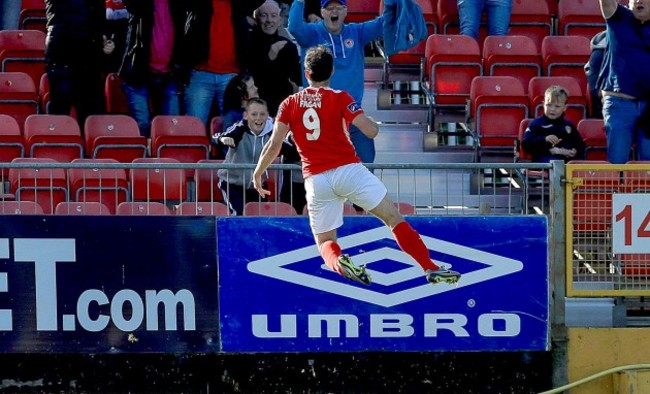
[464,75,593,157]
[0,113,216,164]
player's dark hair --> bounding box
[304,45,333,83]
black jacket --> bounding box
[120,0,187,85]
[44,0,105,63]
[249,26,301,116]
[183,0,265,74]
[522,115,586,163]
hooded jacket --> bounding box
[44,0,105,63]
[381,0,428,56]
[217,117,274,188]
[288,0,383,103]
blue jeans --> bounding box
[603,95,650,164]
[184,70,236,126]
[457,0,512,40]
[349,124,376,163]
[0,0,21,30]
[123,74,180,137]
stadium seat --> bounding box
[54,201,111,215]
[116,201,173,216]
[0,114,25,177]
[541,35,591,93]
[105,73,129,114]
[8,157,68,214]
[557,0,606,39]
[19,0,46,32]
[346,0,380,23]
[194,159,224,202]
[0,200,44,215]
[175,201,230,216]
[150,115,210,177]
[509,0,553,51]
[84,114,147,162]
[0,71,39,132]
[515,118,549,180]
[482,35,541,94]
[468,76,529,159]
[569,160,618,233]
[68,158,129,214]
[528,76,587,126]
[209,116,223,158]
[243,201,298,216]
[38,72,49,114]
[130,157,187,203]
[577,118,607,161]
[23,114,84,162]
[0,29,46,89]
[424,34,482,107]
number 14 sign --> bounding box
[612,194,650,253]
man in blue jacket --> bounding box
[288,0,383,164]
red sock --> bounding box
[320,240,343,274]
[392,221,439,271]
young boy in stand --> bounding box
[522,85,586,163]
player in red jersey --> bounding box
[253,45,460,286]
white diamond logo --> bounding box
[247,226,523,307]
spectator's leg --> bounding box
[485,0,512,36]
[457,0,483,40]
[47,62,74,117]
[603,95,637,164]
[214,72,238,115]
[123,80,153,137]
[185,70,219,126]
[635,101,650,160]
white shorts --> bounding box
[305,163,387,235]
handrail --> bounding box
[540,364,650,394]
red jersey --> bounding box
[277,87,363,178]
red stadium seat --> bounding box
[0,200,44,215]
[482,35,541,94]
[0,72,39,132]
[558,0,606,39]
[19,0,46,32]
[469,76,529,158]
[425,34,482,107]
[517,118,534,162]
[68,158,129,214]
[509,0,552,51]
[150,115,210,177]
[541,35,591,93]
[84,114,147,162]
[8,157,68,214]
[577,119,607,161]
[54,201,111,215]
[209,116,223,158]
[0,30,46,89]
[38,72,49,114]
[105,73,129,114]
[243,201,298,216]
[346,0,380,23]
[194,159,224,202]
[0,114,25,176]
[116,201,173,216]
[23,114,84,162]
[175,201,230,216]
[130,157,187,203]
[528,76,587,126]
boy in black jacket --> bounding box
[522,85,586,163]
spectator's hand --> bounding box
[103,35,115,55]
[545,135,561,146]
[269,41,288,61]
[307,13,322,23]
[220,137,236,147]
[566,148,577,158]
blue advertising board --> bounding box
[218,216,549,353]
[0,216,219,353]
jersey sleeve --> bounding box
[277,97,293,126]
[340,91,363,125]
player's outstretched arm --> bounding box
[352,113,379,139]
[253,121,290,197]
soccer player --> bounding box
[252,45,461,286]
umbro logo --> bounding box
[247,227,523,307]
